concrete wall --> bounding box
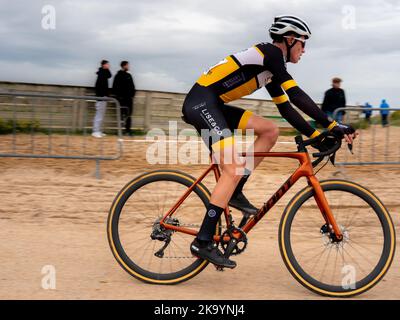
[0,81,358,133]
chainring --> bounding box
[220,227,248,256]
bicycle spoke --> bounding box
[146,241,157,271]
[318,245,334,282]
[348,238,382,255]
[174,231,193,246]
[295,242,328,259]
[168,245,174,271]
[301,246,330,265]
[136,240,154,266]
[286,185,392,293]
[331,247,339,284]
[307,246,330,273]
[346,242,376,269]
[171,238,190,257]
[342,246,367,275]
[112,175,209,277]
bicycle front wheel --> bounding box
[279,179,396,297]
[108,170,215,284]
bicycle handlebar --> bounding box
[295,131,344,168]
[312,139,342,158]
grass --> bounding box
[0,118,41,134]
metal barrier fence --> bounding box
[0,91,123,178]
[333,107,400,166]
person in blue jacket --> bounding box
[380,99,390,127]
[363,102,372,123]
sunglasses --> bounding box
[284,36,306,48]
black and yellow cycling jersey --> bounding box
[182,42,336,151]
[196,42,289,103]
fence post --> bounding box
[0,92,123,180]
[95,159,101,179]
[144,92,152,132]
[77,87,86,131]
[332,106,400,165]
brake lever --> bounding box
[347,143,354,154]
[329,153,336,165]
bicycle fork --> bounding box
[308,175,343,241]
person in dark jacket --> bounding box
[322,77,346,122]
[113,61,136,135]
[92,60,112,138]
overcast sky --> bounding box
[0,0,399,106]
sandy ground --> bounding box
[0,127,399,300]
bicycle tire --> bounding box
[108,169,216,284]
[279,179,396,297]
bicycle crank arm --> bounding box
[223,239,238,258]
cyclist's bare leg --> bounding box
[191,144,244,268]
[210,145,246,207]
[227,115,279,212]
[212,114,278,206]
[243,114,279,170]
[192,115,278,267]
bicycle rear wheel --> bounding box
[279,179,395,297]
[108,170,216,284]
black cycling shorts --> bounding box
[182,83,253,152]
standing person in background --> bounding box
[113,61,136,136]
[364,102,373,124]
[380,99,390,127]
[322,77,346,123]
[92,60,112,138]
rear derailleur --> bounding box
[150,217,180,258]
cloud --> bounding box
[0,0,399,107]
[136,71,188,92]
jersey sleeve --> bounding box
[266,81,319,138]
[264,45,337,133]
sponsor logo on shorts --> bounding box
[192,102,206,110]
[200,108,223,135]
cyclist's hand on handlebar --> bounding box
[330,123,357,145]
[311,134,337,152]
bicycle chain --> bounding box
[162,256,194,259]
[151,223,228,259]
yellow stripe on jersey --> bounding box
[310,130,321,139]
[220,78,258,103]
[197,56,239,87]
[328,120,338,131]
[272,94,289,105]
[211,136,235,152]
[237,110,253,130]
[253,45,264,58]
[281,79,298,91]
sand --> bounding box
[0,126,399,299]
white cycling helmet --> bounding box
[269,15,311,39]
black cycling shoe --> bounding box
[228,191,258,215]
[190,239,236,269]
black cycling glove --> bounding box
[312,135,337,152]
[330,123,355,139]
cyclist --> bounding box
[182,15,356,268]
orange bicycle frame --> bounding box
[159,151,343,241]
